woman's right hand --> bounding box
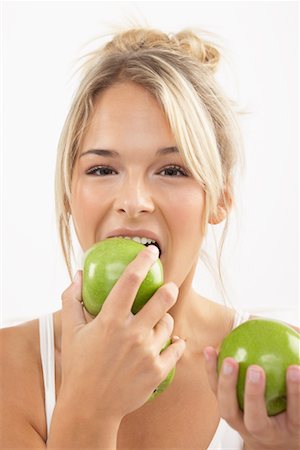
[58,245,186,424]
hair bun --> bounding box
[174,30,220,73]
[107,28,170,52]
[105,27,220,73]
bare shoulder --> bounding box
[191,293,236,348]
[0,319,46,443]
[0,318,40,373]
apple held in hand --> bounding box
[82,237,163,316]
[82,237,174,399]
[218,318,300,416]
[148,339,176,401]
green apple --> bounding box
[82,237,175,399]
[218,318,300,416]
[148,338,176,401]
[82,237,163,316]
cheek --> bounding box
[162,186,205,282]
[165,185,205,234]
[70,180,110,249]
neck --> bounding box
[167,264,204,341]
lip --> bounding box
[105,228,163,254]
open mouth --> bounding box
[111,236,162,257]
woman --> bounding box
[1,27,299,449]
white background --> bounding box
[2,1,299,326]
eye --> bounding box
[159,165,188,177]
[86,165,117,176]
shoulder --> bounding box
[1,317,38,343]
[191,293,237,347]
[0,319,40,371]
[0,319,46,439]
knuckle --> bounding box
[61,288,70,305]
[152,361,164,382]
[160,284,177,307]
[245,421,265,437]
[97,316,115,336]
[129,329,146,347]
[147,340,157,355]
[126,266,141,284]
[124,269,140,285]
[100,312,116,330]
[162,313,174,330]
[144,347,157,365]
[245,390,261,404]
[170,341,184,361]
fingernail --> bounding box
[288,366,300,382]
[73,271,80,285]
[248,367,262,383]
[223,362,234,375]
[147,245,159,257]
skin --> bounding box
[1,80,299,449]
[70,80,231,344]
[70,81,207,297]
[69,81,300,449]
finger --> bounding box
[203,346,219,395]
[152,313,174,352]
[100,245,160,318]
[135,282,178,329]
[61,270,86,336]
[243,365,269,435]
[218,358,245,433]
[286,365,300,431]
[159,336,186,377]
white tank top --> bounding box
[39,309,250,447]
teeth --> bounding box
[116,236,156,245]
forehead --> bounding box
[82,81,175,149]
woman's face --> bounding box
[71,81,206,287]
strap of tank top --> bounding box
[39,313,56,439]
[232,310,251,329]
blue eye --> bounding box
[86,166,117,176]
[159,165,188,177]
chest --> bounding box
[52,355,220,449]
[116,361,220,449]
[49,339,221,448]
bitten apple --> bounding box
[218,318,300,416]
[82,237,163,316]
[82,237,174,399]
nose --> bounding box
[114,175,155,219]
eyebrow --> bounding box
[79,146,179,158]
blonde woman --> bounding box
[1,28,299,450]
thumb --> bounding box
[203,346,218,396]
[61,270,86,335]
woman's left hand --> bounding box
[204,346,300,450]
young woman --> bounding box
[1,27,299,450]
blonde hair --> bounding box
[55,27,244,298]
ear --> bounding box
[208,188,232,225]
